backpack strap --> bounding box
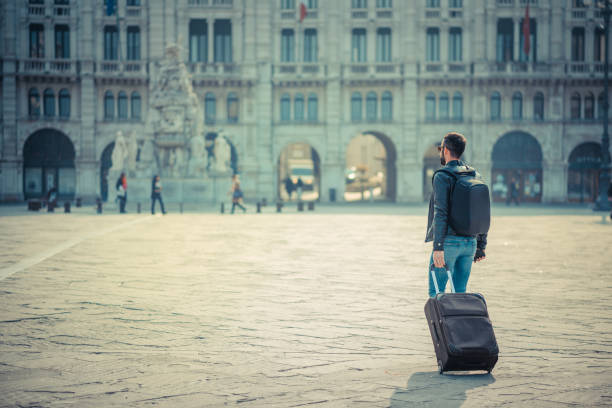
[432,168,457,186]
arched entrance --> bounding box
[278,143,321,201]
[423,143,441,201]
[100,142,115,202]
[23,129,76,200]
[491,131,543,203]
[568,142,602,203]
[344,131,396,201]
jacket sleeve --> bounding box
[432,172,451,251]
[477,233,487,250]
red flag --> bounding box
[522,5,530,58]
[299,2,307,23]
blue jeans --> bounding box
[428,235,477,297]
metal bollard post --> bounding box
[276,202,283,213]
[220,202,225,214]
[257,202,261,213]
[308,201,315,211]
[297,202,304,212]
[96,198,102,214]
[137,202,141,213]
[64,202,71,213]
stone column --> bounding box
[0,0,21,201]
[209,19,214,63]
[513,17,520,62]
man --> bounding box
[425,132,487,297]
[151,175,166,215]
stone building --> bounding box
[0,0,609,204]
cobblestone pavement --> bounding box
[0,207,611,407]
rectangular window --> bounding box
[519,19,537,62]
[304,29,318,62]
[189,20,208,63]
[594,28,605,62]
[281,29,295,62]
[376,0,392,7]
[352,0,367,8]
[104,26,119,60]
[449,27,462,62]
[127,0,141,5]
[496,19,514,62]
[308,0,318,8]
[377,28,391,62]
[54,25,70,59]
[214,20,232,63]
[426,28,439,62]
[29,24,44,58]
[352,28,367,62]
[449,0,462,7]
[281,0,295,9]
[572,27,585,61]
[426,0,440,7]
[127,27,141,60]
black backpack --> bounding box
[433,168,490,236]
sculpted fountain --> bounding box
[107,43,233,205]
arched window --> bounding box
[584,92,594,120]
[104,91,114,119]
[28,88,41,118]
[307,93,318,122]
[59,89,70,118]
[491,91,501,121]
[351,92,363,122]
[294,93,305,121]
[227,92,238,123]
[205,92,216,124]
[598,91,607,120]
[131,91,141,120]
[381,91,392,121]
[452,92,463,121]
[366,91,378,121]
[533,92,544,121]
[44,88,55,117]
[425,92,436,121]
[570,92,581,120]
[512,92,523,120]
[281,93,291,121]
[439,91,449,120]
[118,91,128,119]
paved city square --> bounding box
[0,206,611,407]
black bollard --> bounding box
[297,202,304,212]
[220,202,225,214]
[76,197,82,207]
[64,202,71,213]
[96,198,102,214]
[257,202,261,213]
[276,202,283,213]
[137,202,141,213]
[308,202,315,211]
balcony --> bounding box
[342,63,402,79]
[489,61,551,74]
[281,11,295,19]
[188,62,240,76]
[27,5,45,16]
[96,61,148,77]
[566,62,612,76]
[352,10,368,19]
[449,8,463,18]
[187,0,233,7]
[418,62,471,76]
[273,63,326,78]
[425,9,441,18]
[376,9,392,18]
[497,0,514,5]
[126,6,141,17]
[18,59,79,76]
[53,5,70,16]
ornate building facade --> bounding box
[0,0,609,203]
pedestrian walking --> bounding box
[284,177,295,200]
[116,172,127,213]
[151,174,166,215]
[296,177,304,201]
[425,132,489,297]
[231,181,247,214]
[506,176,520,206]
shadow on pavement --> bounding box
[389,371,495,407]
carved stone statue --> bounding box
[188,134,207,177]
[110,131,128,173]
[213,136,232,174]
[127,131,139,174]
[136,137,157,178]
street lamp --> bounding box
[585,0,612,212]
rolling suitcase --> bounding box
[424,266,499,374]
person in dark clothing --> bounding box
[425,132,487,298]
[116,172,127,213]
[231,181,247,213]
[506,176,520,206]
[151,175,166,215]
[296,177,304,201]
[284,177,295,200]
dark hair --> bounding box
[443,132,467,158]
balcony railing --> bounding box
[188,0,233,7]
[343,63,401,77]
[352,10,368,18]
[281,11,295,19]
[188,62,239,75]
[273,63,325,76]
[28,5,45,16]
[497,0,514,5]
[376,10,392,18]
[19,59,79,76]
[449,9,462,18]
[97,61,148,76]
[490,61,551,74]
[425,9,441,18]
[53,5,70,16]
[126,6,141,17]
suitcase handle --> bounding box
[430,264,455,294]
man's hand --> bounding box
[433,250,445,268]
[474,248,486,263]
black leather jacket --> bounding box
[425,160,487,251]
